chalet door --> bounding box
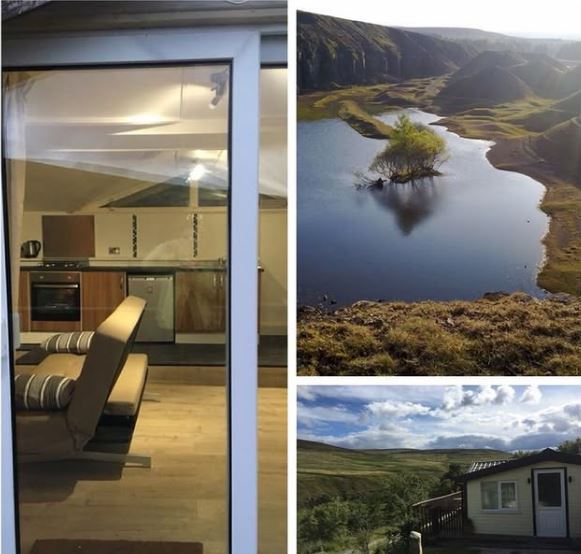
[534,469,567,537]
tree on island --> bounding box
[367,114,448,184]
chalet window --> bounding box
[481,480,517,511]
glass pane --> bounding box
[258,66,287,554]
[538,473,563,507]
[500,482,517,509]
[481,481,498,509]
[4,64,230,553]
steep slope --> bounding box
[558,41,581,60]
[297,11,476,92]
[438,65,533,106]
[558,63,581,97]
[512,90,581,132]
[511,55,566,97]
[532,116,581,185]
[449,50,527,82]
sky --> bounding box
[294,0,581,39]
[297,385,581,452]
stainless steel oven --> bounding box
[30,272,81,322]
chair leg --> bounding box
[19,451,151,468]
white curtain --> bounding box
[3,72,30,319]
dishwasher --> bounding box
[127,274,174,343]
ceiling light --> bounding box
[188,164,207,182]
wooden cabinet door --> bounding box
[175,271,226,333]
[81,272,126,331]
[18,271,30,332]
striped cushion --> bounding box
[41,331,95,354]
[14,374,75,411]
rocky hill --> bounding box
[533,116,581,185]
[438,65,533,105]
[297,11,476,92]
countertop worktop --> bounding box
[20,260,264,272]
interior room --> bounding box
[3,58,287,553]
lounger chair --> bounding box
[15,296,150,467]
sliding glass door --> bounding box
[1,28,263,554]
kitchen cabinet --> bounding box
[175,271,226,333]
[18,271,30,332]
[81,271,126,331]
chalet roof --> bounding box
[467,459,511,473]
[463,448,581,481]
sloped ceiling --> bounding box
[5,65,287,211]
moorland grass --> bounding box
[297,440,510,506]
[298,293,581,376]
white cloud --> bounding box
[442,385,516,410]
[564,404,581,419]
[365,400,431,419]
[297,387,318,402]
[495,385,516,405]
[297,402,359,428]
[520,385,542,404]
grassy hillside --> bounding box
[298,293,581,376]
[298,439,510,506]
[297,11,475,92]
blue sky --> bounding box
[297,385,581,452]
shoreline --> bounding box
[299,89,581,296]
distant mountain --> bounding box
[297,11,477,93]
[436,50,576,106]
[298,439,511,506]
[403,26,571,58]
[558,41,581,60]
[402,27,513,42]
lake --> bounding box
[298,108,549,306]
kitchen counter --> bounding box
[20,261,264,272]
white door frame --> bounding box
[533,468,568,538]
[1,27,265,554]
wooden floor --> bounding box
[17,381,287,554]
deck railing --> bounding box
[411,490,463,538]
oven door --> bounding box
[31,282,81,322]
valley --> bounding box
[297,12,581,376]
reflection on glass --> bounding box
[538,473,562,507]
[4,65,231,553]
[258,67,287,554]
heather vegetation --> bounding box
[298,293,581,376]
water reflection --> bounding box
[368,178,440,235]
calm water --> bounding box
[298,108,549,306]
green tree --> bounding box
[298,499,349,553]
[430,463,465,496]
[558,438,581,455]
[370,114,448,183]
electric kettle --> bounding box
[21,240,41,258]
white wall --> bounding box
[467,461,581,538]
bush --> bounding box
[370,114,448,182]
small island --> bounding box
[365,114,448,185]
